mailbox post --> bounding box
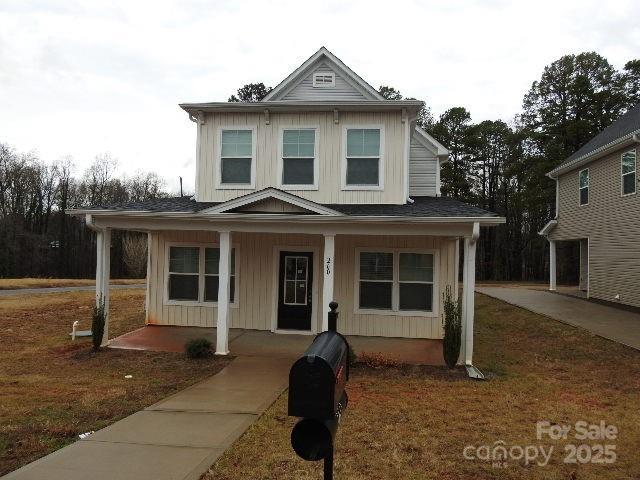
[289,302,349,480]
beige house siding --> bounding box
[409,137,438,196]
[550,145,640,307]
[195,111,406,205]
[146,230,457,339]
[279,60,369,101]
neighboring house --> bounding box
[541,104,640,307]
[69,47,503,369]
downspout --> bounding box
[465,222,484,380]
[402,109,417,204]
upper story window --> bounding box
[280,128,317,189]
[312,72,335,88]
[219,128,255,189]
[622,149,636,196]
[343,127,383,190]
[579,168,589,206]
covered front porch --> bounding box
[109,325,445,365]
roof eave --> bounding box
[548,130,640,178]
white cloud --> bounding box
[1,0,639,194]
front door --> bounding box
[277,251,313,330]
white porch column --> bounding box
[95,228,111,347]
[216,231,232,355]
[549,239,557,292]
[461,233,477,366]
[322,234,335,332]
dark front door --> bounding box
[277,251,313,330]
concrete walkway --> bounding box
[3,356,291,480]
[0,284,145,297]
[477,286,640,350]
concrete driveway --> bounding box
[477,286,640,350]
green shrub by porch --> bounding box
[185,338,213,359]
[442,286,462,369]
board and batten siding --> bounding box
[146,230,457,339]
[550,145,640,307]
[409,137,438,196]
[195,111,406,205]
[280,61,369,101]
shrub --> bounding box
[91,297,106,351]
[185,338,213,359]
[442,285,462,369]
[348,347,358,367]
[357,352,400,369]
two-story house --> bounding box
[541,104,640,308]
[69,47,503,369]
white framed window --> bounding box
[278,127,319,190]
[312,71,335,88]
[165,243,237,306]
[621,149,636,196]
[283,255,309,305]
[354,248,438,316]
[217,127,256,189]
[579,168,589,206]
[342,126,384,190]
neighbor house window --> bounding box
[167,245,236,303]
[579,168,589,206]
[281,129,316,187]
[220,129,254,186]
[345,128,381,187]
[357,250,436,313]
[622,149,636,195]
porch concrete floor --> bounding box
[109,325,444,365]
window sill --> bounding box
[354,308,437,318]
[342,185,384,191]
[217,184,256,190]
[164,300,239,308]
[279,184,319,191]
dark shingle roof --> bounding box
[81,195,499,218]
[559,103,640,168]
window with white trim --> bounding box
[282,129,315,186]
[345,128,381,186]
[312,72,335,88]
[220,129,253,185]
[168,246,236,303]
[357,250,435,313]
[622,149,636,195]
[579,168,589,206]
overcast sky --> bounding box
[1,0,639,194]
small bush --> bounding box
[357,352,400,369]
[348,347,358,367]
[91,297,106,351]
[185,338,213,359]
[442,285,462,369]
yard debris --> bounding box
[124,374,133,379]
[78,431,94,439]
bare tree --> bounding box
[123,233,148,278]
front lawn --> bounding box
[0,278,143,290]
[204,294,640,480]
[0,290,230,476]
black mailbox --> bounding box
[288,329,349,420]
[288,302,350,479]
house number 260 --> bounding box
[326,257,332,275]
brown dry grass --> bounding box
[0,290,230,476]
[0,278,144,290]
[204,294,640,480]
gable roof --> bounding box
[549,103,640,177]
[413,126,449,160]
[198,188,342,216]
[263,47,384,102]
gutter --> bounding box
[66,209,506,225]
[548,128,640,178]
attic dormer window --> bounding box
[312,72,335,88]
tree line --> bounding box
[0,148,167,278]
[2,52,638,281]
